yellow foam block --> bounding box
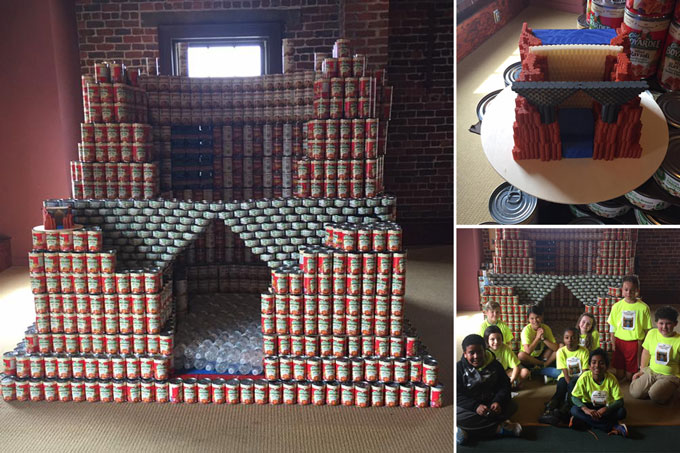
[530,45,623,82]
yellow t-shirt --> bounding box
[579,330,600,351]
[521,323,556,357]
[607,299,652,341]
[571,370,622,407]
[492,343,520,370]
[642,329,680,377]
[556,345,590,380]
[479,320,513,345]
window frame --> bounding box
[158,22,283,76]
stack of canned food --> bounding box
[71,122,157,200]
[81,62,145,124]
[141,71,316,126]
[295,118,384,198]
[294,39,392,200]
[74,61,159,200]
[1,370,443,407]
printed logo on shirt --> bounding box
[591,390,608,406]
[579,336,586,347]
[567,356,583,377]
[622,310,636,330]
[656,343,671,366]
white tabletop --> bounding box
[481,86,669,204]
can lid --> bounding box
[660,133,680,178]
[503,62,522,87]
[489,183,537,225]
[657,92,680,129]
[477,89,502,122]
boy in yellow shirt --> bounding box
[570,348,628,437]
[607,275,652,382]
[518,305,559,381]
[484,325,530,389]
[479,301,513,346]
[539,327,590,426]
[630,306,680,405]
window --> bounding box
[186,42,264,77]
[159,22,283,76]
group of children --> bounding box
[457,275,680,445]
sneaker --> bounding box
[544,375,555,384]
[608,423,628,438]
[538,409,560,426]
[511,391,519,399]
[456,427,468,445]
[499,420,522,437]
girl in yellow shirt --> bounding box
[484,325,530,389]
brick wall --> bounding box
[74,0,453,244]
[386,0,453,238]
[457,0,528,62]
[636,229,680,306]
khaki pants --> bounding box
[629,368,680,404]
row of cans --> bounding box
[261,333,417,358]
[71,179,159,200]
[607,286,624,297]
[480,295,521,308]
[262,292,405,320]
[0,376,443,408]
[314,76,374,101]
[294,176,383,199]
[148,104,314,126]
[28,250,115,276]
[320,54,368,80]
[149,87,316,109]
[35,310,169,336]
[482,285,516,296]
[323,222,403,252]
[301,139,383,160]
[142,72,316,93]
[296,246,405,276]
[261,313,406,337]
[83,81,145,108]
[83,122,151,145]
[89,62,138,85]
[86,102,148,125]
[76,142,155,164]
[29,270,166,296]
[3,352,171,381]
[71,162,157,184]
[307,118,379,142]
[31,226,102,253]
[268,270,406,298]
[28,263,161,294]
[297,158,382,180]
[262,355,438,386]
[23,330,173,356]
[33,288,169,315]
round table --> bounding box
[481,86,669,205]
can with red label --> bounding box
[622,9,672,78]
[240,379,254,404]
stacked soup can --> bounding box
[255,224,443,408]
[595,238,635,275]
[1,221,176,403]
[620,0,676,80]
[294,38,393,199]
[73,61,159,199]
[658,1,680,89]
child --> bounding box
[607,275,652,382]
[479,301,513,346]
[518,305,559,381]
[457,334,522,445]
[630,306,680,405]
[576,312,600,351]
[570,348,628,437]
[539,327,590,426]
[484,325,530,389]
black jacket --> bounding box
[457,350,511,412]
